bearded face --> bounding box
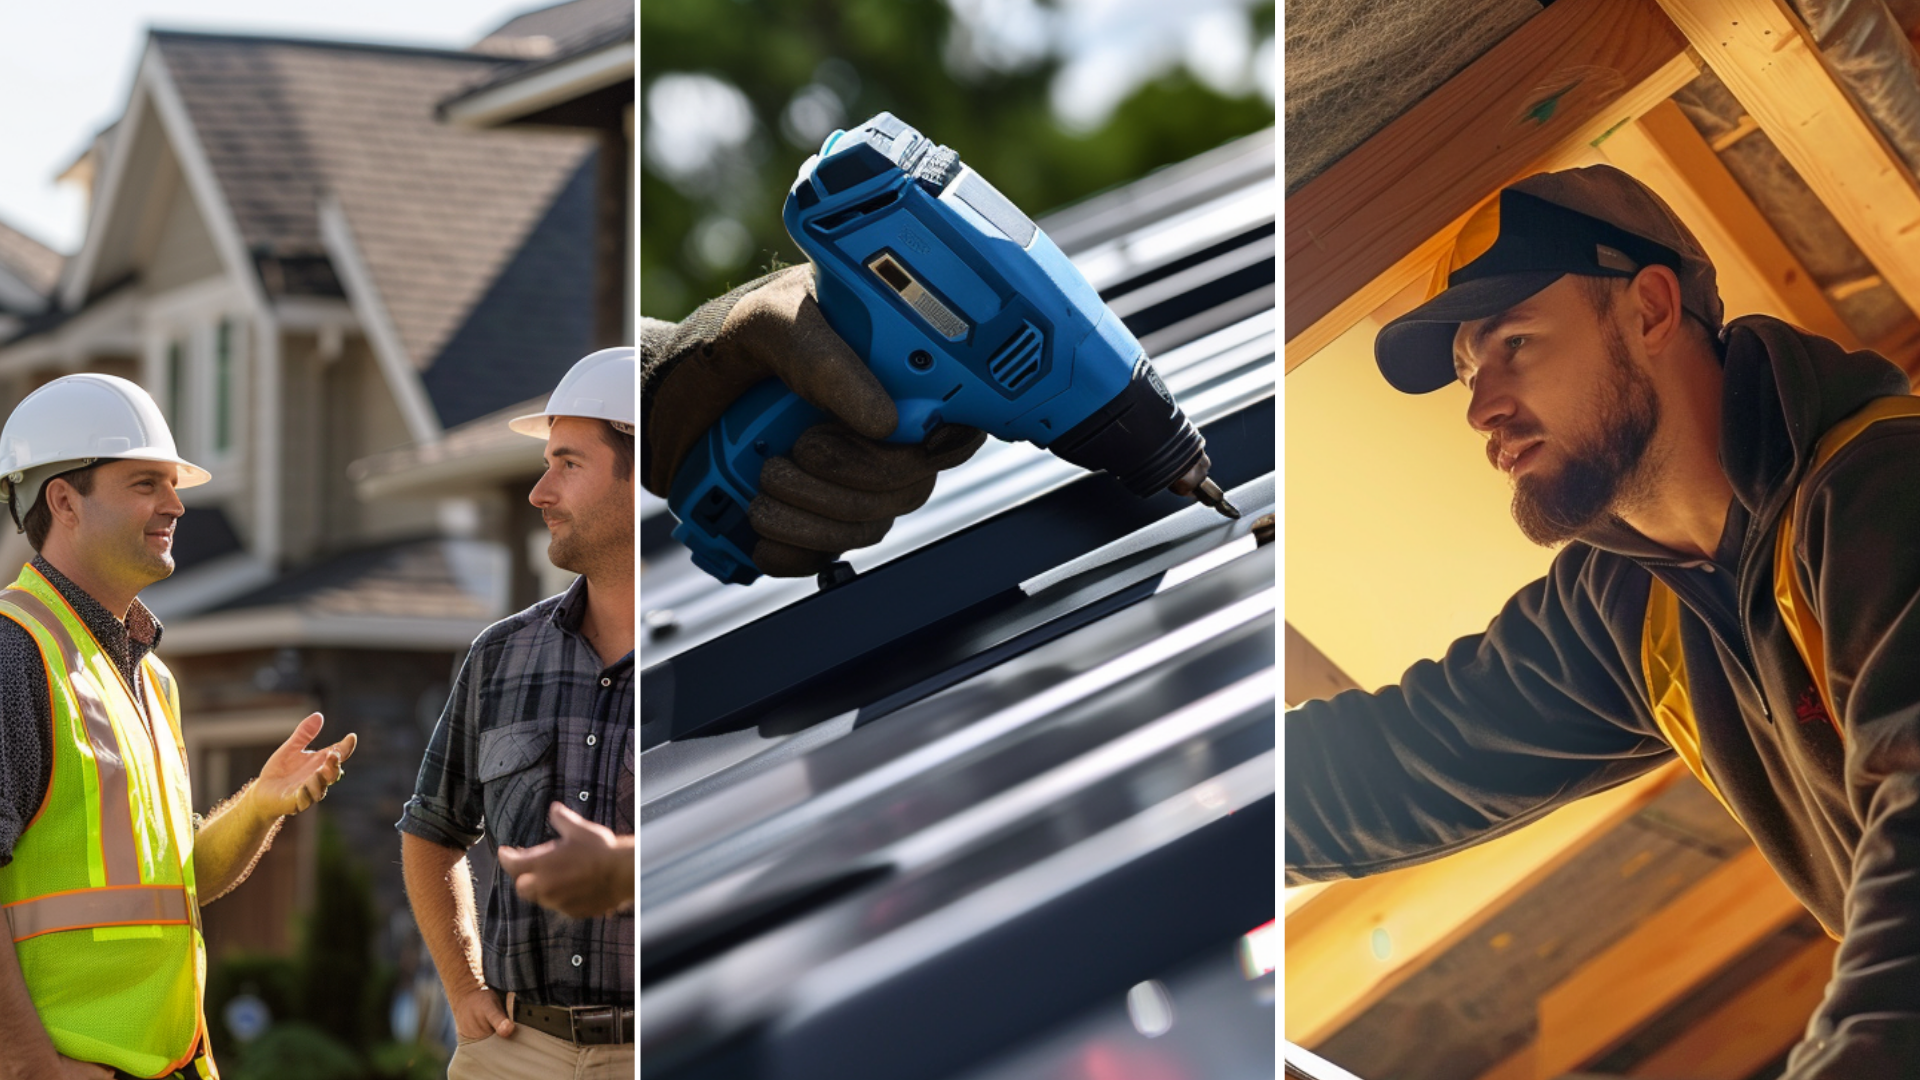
[1503,315,1662,546]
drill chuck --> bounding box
[1049,357,1231,516]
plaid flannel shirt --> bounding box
[397,576,634,1006]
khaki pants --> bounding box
[447,1025,633,1079]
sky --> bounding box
[0,0,539,254]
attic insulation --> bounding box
[1283,0,1541,194]
[1670,69,1920,358]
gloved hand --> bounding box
[641,265,986,576]
[751,420,985,576]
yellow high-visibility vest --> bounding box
[0,564,217,1078]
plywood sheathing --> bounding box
[1306,776,1749,1080]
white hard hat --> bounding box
[0,373,210,530]
[509,347,636,439]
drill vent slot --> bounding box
[987,323,1044,392]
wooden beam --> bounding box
[1475,1046,1535,1080]
[1653,0,1920,322]
[1628,936,1836,1079]
[1534,846,1807,1079]
[1284,0,1697,369]
[1599,98,1859,348]
[1284,763,1684,1047]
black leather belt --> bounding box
[511,996,634,1045]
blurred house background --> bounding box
[0,0,631,1068]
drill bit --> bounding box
[1194,478,1240,520]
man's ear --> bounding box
[1629,264,1686,354]
[44,478,82,532]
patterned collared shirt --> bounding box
[0,556,164,866]
[397,576,634,1006]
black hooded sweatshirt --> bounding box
[1285,315,1920,1076]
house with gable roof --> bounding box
[351,0,633,588]
[0,221,61,343]
[0,2,618,965]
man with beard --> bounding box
[1285,167,1920,1078]
[399,349,633,1077]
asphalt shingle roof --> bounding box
[153,31,599,427]
[0,220,61,297]
[453,0,634,117]
[477,0,632,55]
[212,537,501,620]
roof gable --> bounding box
[146,31,598,428]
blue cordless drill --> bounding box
[668,113,1238,585]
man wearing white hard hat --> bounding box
[398,348,634,1076]
[0,373,355,1079]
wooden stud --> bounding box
[1534,846,1808,1078]
[1284,0,1697,369]
[1599,98,1859,348]
[1627,936,1836,1079]
[1653,0,1920,321]
[1474,1045,1536,1080]
[1283,763,1684,1047]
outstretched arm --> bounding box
[194,713,354,902]
[1287,550,1671,884]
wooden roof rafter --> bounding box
[1653,0,1920,326]
[1284,0,1699,369]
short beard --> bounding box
[547,521,589,577]
[1509,319,1661,546]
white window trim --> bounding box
[142,279,249,500]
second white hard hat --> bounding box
[509,347,636,439]
[0,373,210,528]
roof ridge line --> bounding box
[149,27,513,62]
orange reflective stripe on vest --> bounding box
[5,884,190,941]
[0,586,143,885]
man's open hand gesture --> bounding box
[497,802,634,918]
[251,713,356,818]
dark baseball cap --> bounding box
[1374,165,1723,394]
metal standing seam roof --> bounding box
[638,128,1277,1079]
[152,31,600,427]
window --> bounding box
[214,319,233,454]
[147,311,243,475]
[167,339,186,429]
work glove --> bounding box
[642,265,987,577]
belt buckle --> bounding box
[570,1004,617,1045]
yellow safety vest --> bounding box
[1642,394,1920,817]
[0,564,217,1079]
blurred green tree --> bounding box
[641,0,1274,321]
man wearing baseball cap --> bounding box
[1286,166,1920,1078]
[398,348,633,1076]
